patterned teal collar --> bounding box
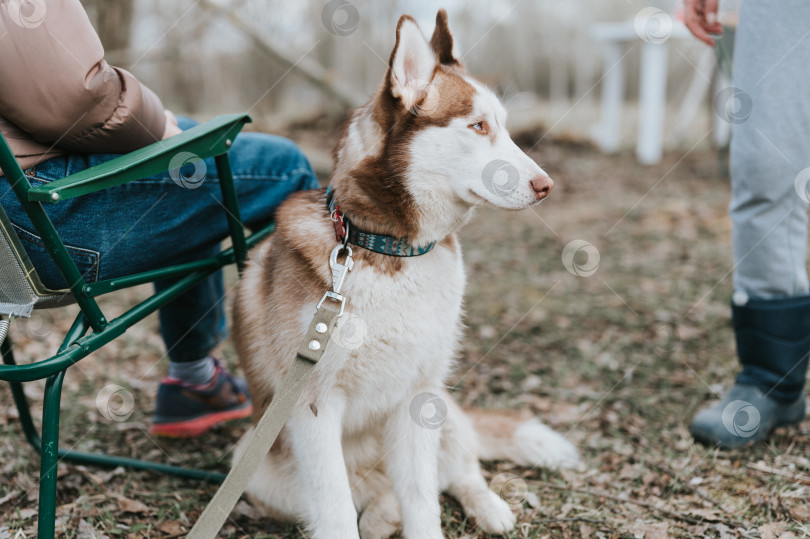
[326,186,436,257]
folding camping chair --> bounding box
[0,113,271,538]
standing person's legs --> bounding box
[690,0,810,448]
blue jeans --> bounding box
[0,117,319,362]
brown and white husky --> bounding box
[232,10,579,539]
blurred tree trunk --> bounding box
[81,0,135,64]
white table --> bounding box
[590,19,693,164]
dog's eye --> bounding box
[469,121,488,134]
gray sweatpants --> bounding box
[730,0,810,300]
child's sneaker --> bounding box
[150,360,252,437]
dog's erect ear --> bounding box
[430,9,459,66]
[389,15,437,111]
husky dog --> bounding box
[232,10,579,539]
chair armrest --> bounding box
[27,113,252,203]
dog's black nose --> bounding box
[530,174,554,200]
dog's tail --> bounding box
[466,408,581,470]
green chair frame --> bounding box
[0,114,271,537]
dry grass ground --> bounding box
[1,132,809,538]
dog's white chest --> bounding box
[321,244,466,426]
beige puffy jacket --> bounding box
[0,0,166,173]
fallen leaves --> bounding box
[787,504,810,522]
[758,522,797,539]
[115,494,150,515]
[157,521,186,535]
[1,139,810,538]
[748,461,810,486]
[625,520,669,538]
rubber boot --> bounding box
[690,295,810,448]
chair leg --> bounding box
[37,369,65,539]
[1,335,42,450]
[215,152,248,273]
[3,325,225,537]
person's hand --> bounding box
[684,0,724,46]
[162,110,182,139]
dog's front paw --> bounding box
[471,490,517,534]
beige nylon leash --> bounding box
[188,245,353,538]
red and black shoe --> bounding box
[150,360,252,438]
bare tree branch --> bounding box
[198,0,364,110]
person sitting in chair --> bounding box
[0,0,319,437]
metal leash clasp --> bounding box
[316,244,354,316]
